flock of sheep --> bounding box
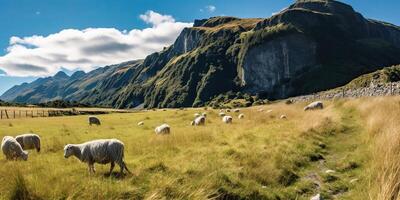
[1,101,323,176]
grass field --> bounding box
[0,97,399,199]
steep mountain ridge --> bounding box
[2,0,400,108]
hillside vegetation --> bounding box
[2,0,400,108]
[1,97,399,199]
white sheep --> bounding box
[137,121,144,126]
[238,114,245,119]
[155,124,170,134]
[258,108,264,112]
[280,115,287,119]
[192,116,206,126]
[1,136,28,161]
[89,116,101,125]
[15,134,41,152]
[222,116,233,124]
[219,112,226,117]
[267,109,273,113]
[63,139,131,175]
[233,109,240,113]
[304,101,324,111]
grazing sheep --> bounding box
[155,124,170,134]
[194,113,201,118]
[192,116,206,126]
[15,134,41,152]
[222,116,233,124]
[267,109,273,113]
[304,101,324,111]
[190,121,195,126]
[238,114,245,119]
[219,112,226,117]
[1,136,28,161]
[138,121,144,126]
[258,108,264,112]
[280,115,287,119]
[64,139,131,175]
[233,109,240,113]
[89,116,101,126]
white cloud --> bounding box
[0,11,192,77]
[203,5,216,13]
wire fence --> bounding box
[0,109,110,119]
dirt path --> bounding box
[300,104,369,200]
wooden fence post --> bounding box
[5,110,9,119]
[0,110,2,119]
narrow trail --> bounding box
[300,104,368,200]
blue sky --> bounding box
[0,0,399,95]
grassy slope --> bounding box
[0,98,397,199]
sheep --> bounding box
[222,116,233,124]
[194,113,201,118]
[304,101,324,111]
[219,112,226,117]
[155,124,170,134]
[233,109,240,113]
[280,115,287,119]
[192,116,206,126]
[64,139,131,175]
[238,114,245,119]
[138,121,144,126]
[1,136,28,161]
[258,108,264,112]
[15,134,41,152]
[89,116,101,126]
[266,109,273,113]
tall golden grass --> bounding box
[345,97,400,200]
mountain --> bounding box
[2,0,400,108]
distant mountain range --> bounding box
[2,0,400,108]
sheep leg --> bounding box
[109,162,115,175]
[88,163,95,174]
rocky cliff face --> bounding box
[241,33,317,98]
[2,0,400,108]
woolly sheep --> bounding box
[155,124,170,134]
[89,116,101,126]
[238,114,245,119]
[15,134,41,152]
[266,109,273,113]
[222,116,233,124]
[304,101,324,111]
[138,121,144,126]
[258,108,264,112]
[219,112,226,117]
[1,136,28,161]
[233,109,240,113]
[64,139,131,175]
[280,115,287,119]
[192,116,206,126]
